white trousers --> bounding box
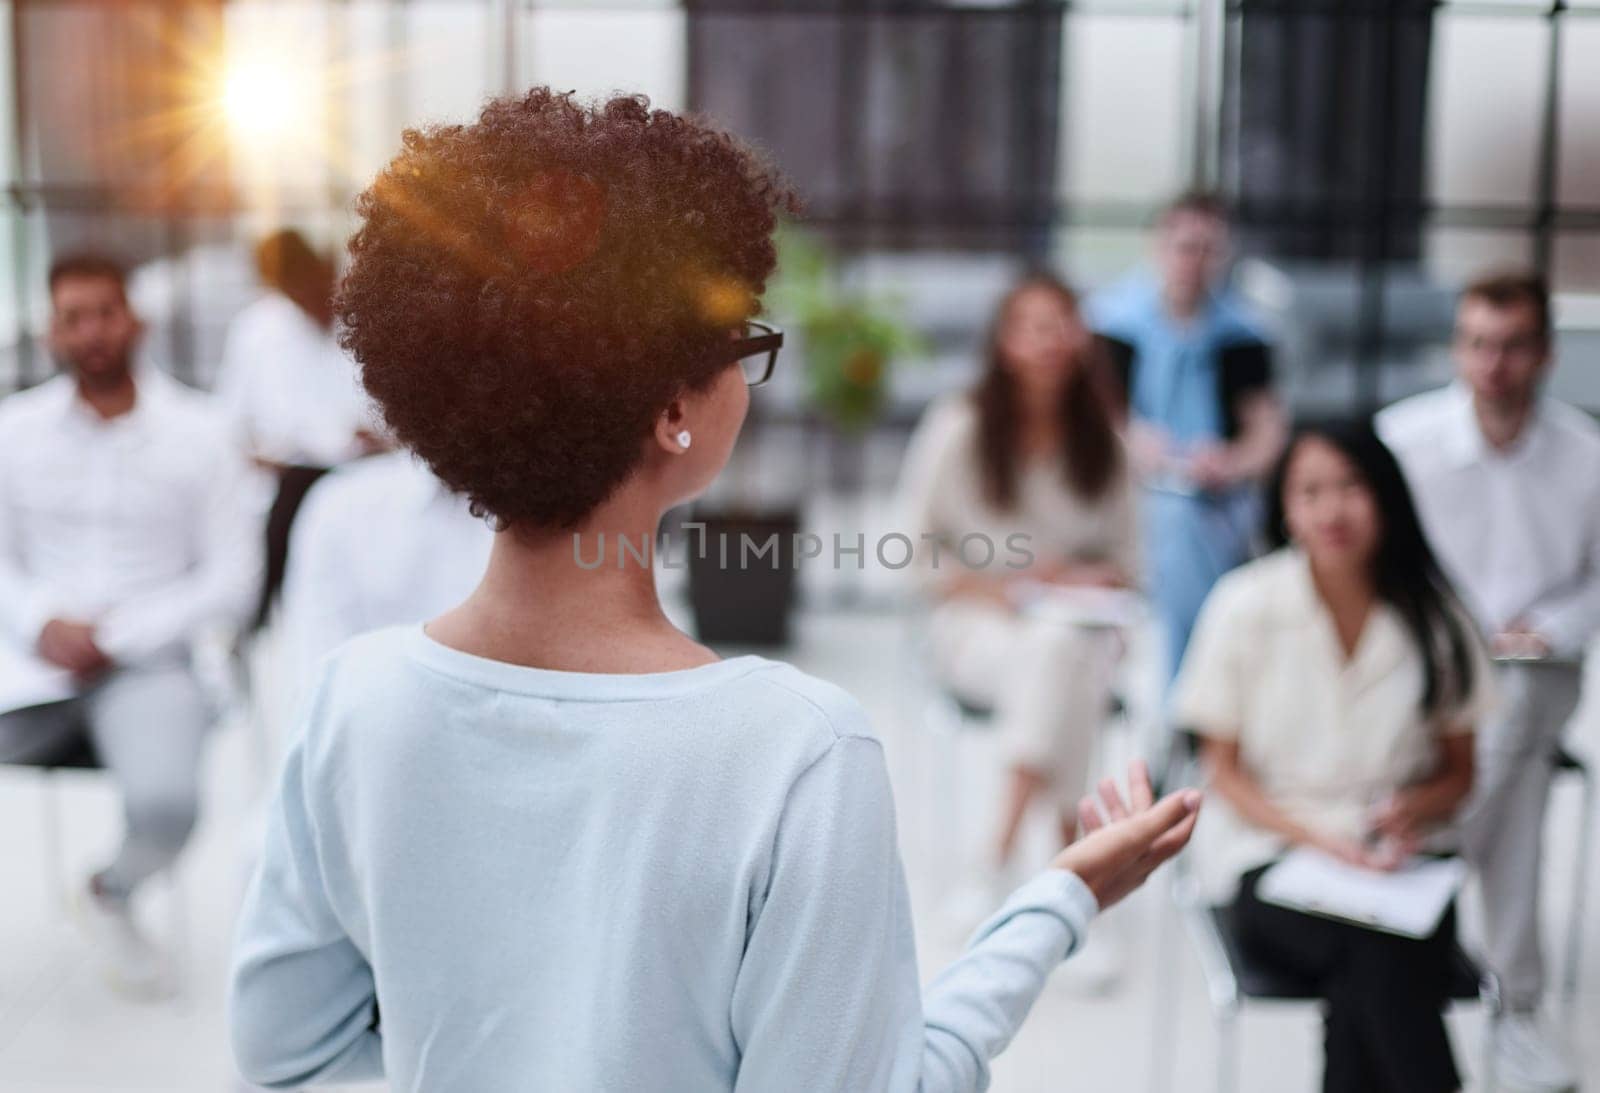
[926,598,1120,807]
[1458,660,1583,1012]
[0,662,212,899]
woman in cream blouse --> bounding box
[1175,418,1494,1093]
[895,272,1139,879]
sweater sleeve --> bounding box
[729,732,1097,1093]
[228,727,384,1089]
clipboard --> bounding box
[1257,849,1466,940]
[0,642,77,716]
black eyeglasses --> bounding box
[715,319,783,387]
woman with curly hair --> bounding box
[227,89,1199,1092]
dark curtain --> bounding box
[1226,0,1434,263]
[687,0,1063,258]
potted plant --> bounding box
[684,223,924,644]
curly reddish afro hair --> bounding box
[337,89,798,529]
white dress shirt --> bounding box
[1377,381,1600,657]
[280,450,495,700]
[0,367,262,706]
[214,292,376,467]
[1173,548,1496,903]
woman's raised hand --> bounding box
[1052,759,1202,911]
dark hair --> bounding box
[1461,268,1551,342]
[1157,189,1230,229]
[973,272,1122,507]
[337,88,798,530]
[255,229,329,297]
[48,252,129,301]
[1265,417,1476,719]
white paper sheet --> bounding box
[1009,583,1145,630]
[1257,848,1467,940]
[0,641,77,716]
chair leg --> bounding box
[1147,874,1184,1093]
[1215,1007,1240,1093]
[164,865,189,1003]
[1563,766,1594,1014]
[40,773,71,913]
[1479,970,1503,1093]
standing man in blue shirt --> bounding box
[1088,193,1287,697]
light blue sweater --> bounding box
[228,624,1099,1091]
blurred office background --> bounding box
[1,2,1598,1090]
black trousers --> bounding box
[250,463,332,632]
[1231,864,1461,1093]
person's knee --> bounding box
[1020,623,1107,684]
[1340,936,1451,1004]
[125,789,200,853]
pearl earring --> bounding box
[676,429,692,450]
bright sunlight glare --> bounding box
[221,59,306,140]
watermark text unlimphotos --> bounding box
[572,526,1035,571]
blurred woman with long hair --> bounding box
[896,272,1139,905]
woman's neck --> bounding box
[1015,393,1061,458]
[425,497,717,674]
[1306,553,1375,658]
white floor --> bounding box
[1,599,1596,1092]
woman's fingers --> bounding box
[1127,759,1155,811]
[1077,796,1105,834]
[1122,789,1202,853]
[1144,797,1202,860]
[1098,777,1130,822]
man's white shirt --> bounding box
[214,292,376,468]
[0,366,262,710]
[1377,381,1600,657]
[281,450,494,702]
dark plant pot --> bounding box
[686,508,802,647]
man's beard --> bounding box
[71,348,134,388]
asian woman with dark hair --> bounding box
[1174,418,1494,1093]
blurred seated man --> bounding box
[1087,192,1286,690]
[0,253,261,997]
[214,229,385,630]
[281,448,494,708]
[1377,270,1600,1091]
[1176,420,1492,1093]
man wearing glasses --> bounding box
[1378,270,1600,1092]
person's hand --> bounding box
[1182,444,1237,491]
[1491,619,1550,659]
[1303,830,1413,873]
[1040,559,1128,589]
[37,618,112,678]
[1368,790,1428,845]
[1053,759,1202,911]
[1126,421,1171,479]
[939,572,1018,613]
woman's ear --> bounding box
[653,395,691,455]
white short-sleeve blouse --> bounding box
[1173,548,1497,904]
[891,392,1140,598]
